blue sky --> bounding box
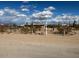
[0,1,79,25]
[0,1,79,15]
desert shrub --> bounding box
[74,25,79,30]
[57,24,72,34]
[0,26,8,33]
[20,27,30,34]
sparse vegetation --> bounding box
[0,23,78,36]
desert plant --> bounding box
[57,24,72,35]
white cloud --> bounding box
[0,7,28,17]
[32,6,56,20]
[21,8,29,11]
[32,10,53,20]
[55,14,73,20]
[20,5,29,11]
[3,7,20,16]
[0,10,4,16]
[17,14,27,17]
[44,6,55,11]
[0,7,29,25]
[54,14,79,24]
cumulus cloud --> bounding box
[55,14,73,20]
[0,10,4,16]
[32,6,55,20]
[0,7,28,25]
[0,7,28,17]
[16,14,27,17]
[54,14,79,24]
[32,10,53,20]
[44,6,55,11]
[0,6,78,25]
[20,5,29,11]
[1,7,20,16]
[21,8,29,11]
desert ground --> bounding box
[0,30,79,58]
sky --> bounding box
[0,1,79,25]
[0,1,79,15]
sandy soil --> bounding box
[0,31,79,58]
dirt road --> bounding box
[0,33,79,58]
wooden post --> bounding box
[63,29,66,36]
[45,21,47,36]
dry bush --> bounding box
[57,24,72,35]
[0,26,8,33]
[20,27,30,34]
[74,25,79,30]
